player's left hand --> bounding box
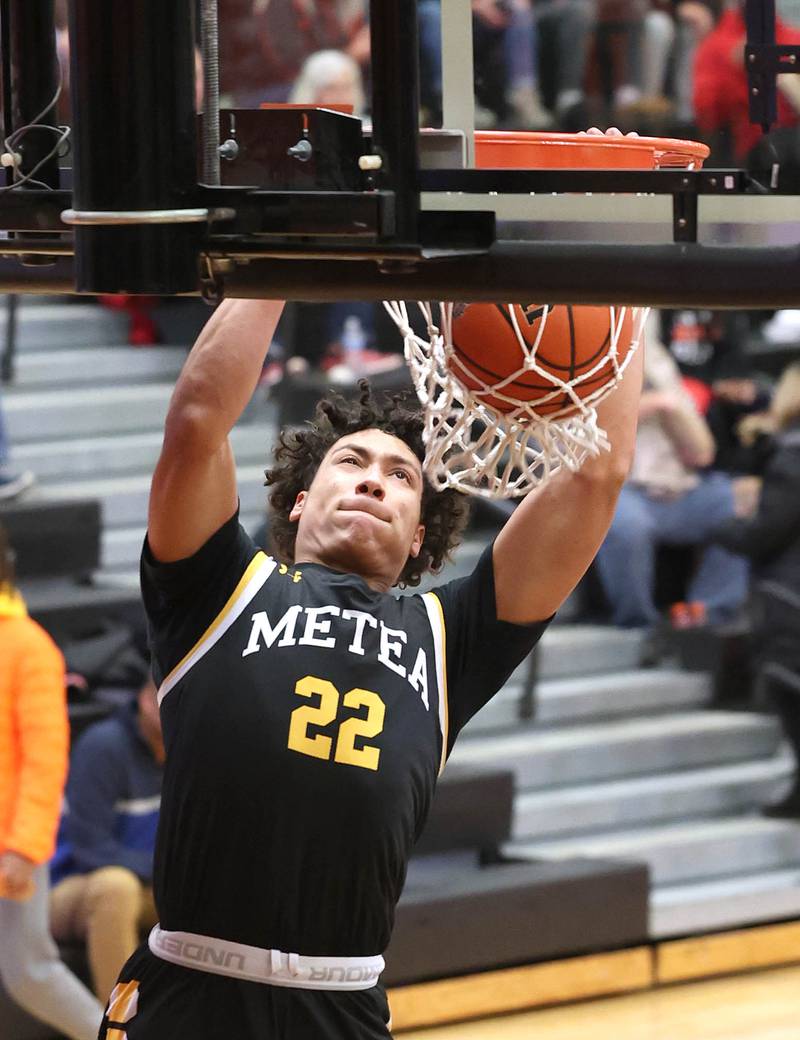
[581,127,640,138]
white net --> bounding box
[384,300,648,499]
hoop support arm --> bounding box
[218,241,800,308]
[2,240,800,307]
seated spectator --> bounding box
[50,676,164,1002]
[713,363,800,816]
[418,0,515,127]
[504,0,553,128]
[219,0,367,108]
[535,0,597,129]
[0,522,103,1040]
[593,0,649,116]
[693,0,800,162]
[595,317,749,628]
[637,1,718,127]
[289,48,366,112]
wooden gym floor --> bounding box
[403,964,800,1040]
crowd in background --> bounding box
[2,4,800,1035]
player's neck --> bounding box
[293,550,394,594]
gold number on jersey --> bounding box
[287,676,385,771]
[334,689,386,772]
[287,676,338,761]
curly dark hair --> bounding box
[265,382,470,587]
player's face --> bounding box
[289,429,426,589]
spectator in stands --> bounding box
[0,390,34,500]
[713,363,800,816]
[535,0,596,129]
[219,0,367,108]
[595,316,749,629]
[418,0,513,127]
[636,1,718,127]
[505,0,553,128]
[694,0,800,161]
[50,676,164,1002]
[0,523,103,1040]
[289,48,366,112]
[594,0,649,117]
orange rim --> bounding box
[473,130,709,170]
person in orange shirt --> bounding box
[0,522,103,1040]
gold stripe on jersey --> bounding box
[158,551,276,705]
[421,591,449,775]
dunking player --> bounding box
[99,288,643,1038]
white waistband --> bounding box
[148,926,384,991]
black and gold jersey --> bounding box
[141,511,548,958]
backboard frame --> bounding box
[0,0,797,306]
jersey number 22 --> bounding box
[287,675,386,771]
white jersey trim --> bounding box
[421,592,449,775]
[158,553,277,705]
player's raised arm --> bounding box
[493,332,645,625]
[148,298,285,563]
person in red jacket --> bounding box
[693,1,800,159]
[0,523,103,1040]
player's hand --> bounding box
[581,127,640,138]
[0,850,36,901]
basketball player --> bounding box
[97,279,644,1039]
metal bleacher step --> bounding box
[4,384,175,442]
[101,510,267,574]
[5,382,278,444]
[44,464,271,532]
[12,424,275,481]
[651,866,800,937]
[507,816,800,889]
[448,711,782,788]
[512,754,795,840]
[13,345,187,389]
[0,301,128,350]
[462,668,711,735]
[534,668,710,725]
[535,625,644,680]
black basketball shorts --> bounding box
[99,943,393,1040]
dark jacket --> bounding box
[51,701,162,884]
[714,423,800,668]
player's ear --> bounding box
[289,491,307,523]
[409,524,425,558]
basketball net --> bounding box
[384,300,648,499]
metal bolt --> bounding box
[677,218,687,228]
[709,177,717,187]
[287,139,313,162]
[218,139,239,161]
[748,53,756,63]
[752,87,760,96]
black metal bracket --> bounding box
[744,43,800,129]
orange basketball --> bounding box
[449,303,634,417]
